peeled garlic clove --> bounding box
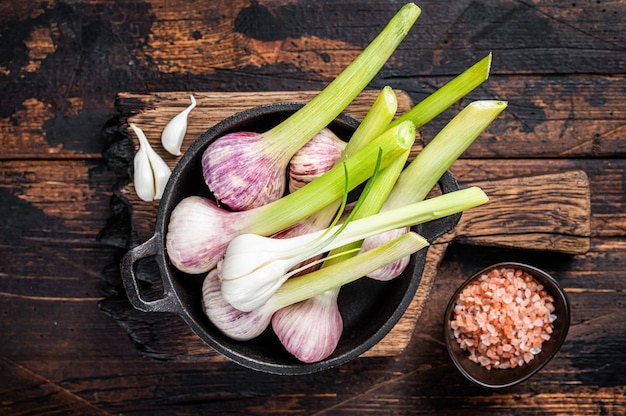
[288,128,346,193]
[130,123,172,201]
[161,94,196,156]
[133,144,157,202]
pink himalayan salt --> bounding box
[450,267,556,370]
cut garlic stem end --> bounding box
[161,94,197,156]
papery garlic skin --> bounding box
[130,123,172,201]
[288,128,345,193]
[272,288,343,363]
[202,269,274,341]
[166,196,246,274]
[161,94,196,156]
[201,131,286,211]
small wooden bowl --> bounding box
[444,262,570,388]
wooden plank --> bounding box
[0,160,118,242]
[3,0,624,160]
[3,237,624,415]
[451,158,626,238]
[416,0,626,76]
[0,357,109,416]
[450,171,591,254]
[419,76,626,158]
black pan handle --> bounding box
[120,234,179,313]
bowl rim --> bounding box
[443,261,571,388]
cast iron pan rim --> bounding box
[150,102,461,375]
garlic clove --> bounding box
[161,94,196,156]
[271,288,343,363]
[130,123,172,201]
[288,128,346,193]
[150,155,171,200]
[133,144,157,202]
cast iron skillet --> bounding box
[120,102,461,375]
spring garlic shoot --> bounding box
[201,3,421,210]
[161,94,196,156]
[130,123,172,202]
[389,53,493,130]
[166,120,416,274]
[219,186,489,312]
[273,86,401,361]
[364,100,508,280]
[203,231,429,341]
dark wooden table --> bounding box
[1,1,625,414]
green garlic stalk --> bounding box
[201,3,421,210]
[203,231,429,341]
[219,186,488,312]
[364,100,508,280]
[271,86,404,362]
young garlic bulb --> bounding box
[288,128,346,193]
[271,288,343,363]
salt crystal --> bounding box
[478,356,491,366]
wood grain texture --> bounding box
[2,1,624,159]
[0,357,109,416]
[1,0,625,414]
[451,170,591,254]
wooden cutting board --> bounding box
[101,91,591,360]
